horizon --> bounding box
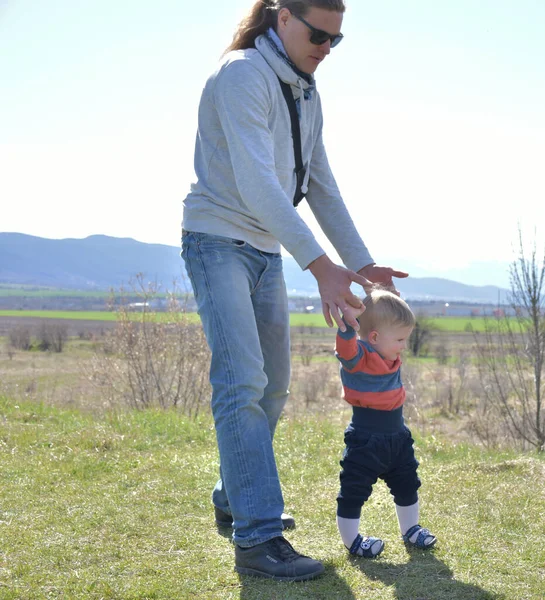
[0,230,513,289]
[1,1,544,286]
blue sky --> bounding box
[1,0,544,287]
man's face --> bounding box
[277,7,343,74]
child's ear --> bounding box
[367,330,379,345]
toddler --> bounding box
[335,288,436,557]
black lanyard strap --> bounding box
[278,78,306,207]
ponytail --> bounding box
[224,0,277,54]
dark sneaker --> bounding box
[214,506,296,530]
[235,536,324,581]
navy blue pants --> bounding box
[337,407,421,519]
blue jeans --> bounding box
[181,231,290,547]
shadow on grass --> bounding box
[351,547,504,600]
[220,531,501,599]
[218,526,356,599]
[238,562,357,600]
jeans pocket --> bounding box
[181,236,198,301]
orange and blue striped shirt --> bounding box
[335,324,405,411]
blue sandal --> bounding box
[403,524,437,549]
[348,533,385,558]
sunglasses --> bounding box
[293,13,344,48]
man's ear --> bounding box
[277,7,291,30]
[367,330,379,345]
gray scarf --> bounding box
[255,28,315,101]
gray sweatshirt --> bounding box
[183,32,373,272]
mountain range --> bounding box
[0,233,510,304]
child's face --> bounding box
[368,324,413,361]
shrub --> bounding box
[8,326,31,351]
[36,322,68,352]
[409,316,434,357]
[88,276,211,415]
[472,231,545,452]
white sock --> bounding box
[336,515,360,549]
[395,501,434,546]
[395,501,420,538]
[337,515,383,556]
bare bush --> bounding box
[8,326,31,351]
[299,364,336,408]
[37,322,68,352]
[402,348,481,443]
[87,276,211,415]
[401,362,422,424]
[292,325,320,366]
[434,342,450,366]
[409,316,433,357]
[288,356,340,415]
[428,349,475,416]
[422,349,473,415]
[467,394,511,450]
[472,232,545,452]
[446,350,471,414]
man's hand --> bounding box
[358,264,409,296]
[308,255,371,332]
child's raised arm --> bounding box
[335,318,365,370]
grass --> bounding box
[0,310,201,325]
[1,397,543,599]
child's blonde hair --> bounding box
[359,287,415,335]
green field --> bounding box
[0,309,504,333]
[0,288,110,298]
[289,313,491,332]
[0,310,120,321]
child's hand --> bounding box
[342,303,365,326]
